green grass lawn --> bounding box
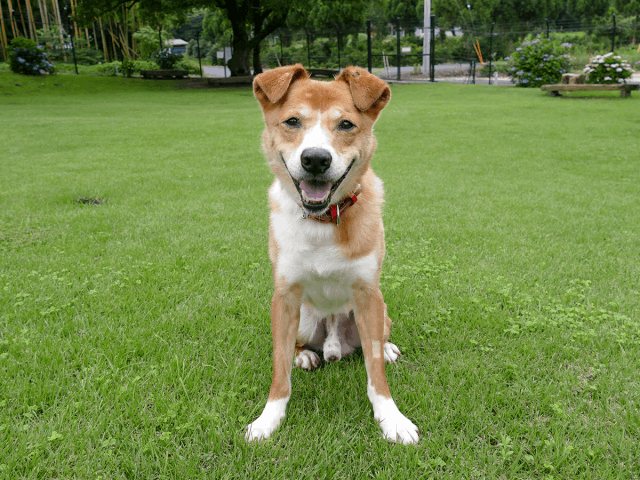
[1,72,639,479]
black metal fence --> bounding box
[2,12,639,83]
[258,14,639,83]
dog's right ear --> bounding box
[253,64,309,107]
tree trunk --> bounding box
[228,38,251,76]
[252,43,263,74]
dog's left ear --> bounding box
[337,66,391,119]
[254,64,309,107]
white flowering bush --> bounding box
[583,53,634,84]
[505,38,571,88]
[8,37,55,76]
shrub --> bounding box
[505,37,571,88]
[153,49,182,69]
[95,62,121,76]
[121,57,135,77]
[133,60,158,73]
[583,53,634,84]
[73,48,104,66]
[175,59,200,75]
[8,37,55,76]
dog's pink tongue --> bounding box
[299,180,331,200]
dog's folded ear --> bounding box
[337,66,391,118]
[254,64,309,106]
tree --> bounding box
[76,0,292,75]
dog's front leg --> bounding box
[352,282,419,445]
[246,283,303,441]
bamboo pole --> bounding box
[98,16,108,60]
[69,0,79,41]
[41,0,50,30]
[0,0,8,59]
[52,0,64,41]
[7,0,20,37]
[36,0,44,30]
[122,7,128,56]
[25,0,37,41]
[16,0,28,38]
[130,6,137,58]
[107,16,118,60]
[52,0,65,59]
[92,21,98,50]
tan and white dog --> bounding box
[246,64,419,444]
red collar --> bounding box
[302,187,362,226]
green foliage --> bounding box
[187,39,213,59]
[8,37,55,76]
[133,26,169,60]
[202,9,231,42]
[93,60,160,76]
[583,52,635,83]
[262,32,424,69]
[95,61,121,76]
[121,57,135,77]
[153,49,183,69]
[506,37,571,87]
[175,58,201,74]
[286,0,372,29]
[72,48,104,65]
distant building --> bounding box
[164,39,189,55]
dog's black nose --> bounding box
[301,148,332,175]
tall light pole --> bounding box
[422,0,431,75]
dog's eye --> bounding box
[284,117,300,128]
[338,120,355,131]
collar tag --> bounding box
[330,204,340,226]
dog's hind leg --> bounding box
[382,303,401,363]
[295,345,321,370]
[293,301,323,370]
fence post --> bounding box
[546,18,549,39]
[396,17,401,81]
[488,22,494,84]
[64,6,78,74]
[305,27,311,69]
[336,27,341,71]
[278,29,284,64]
[611,13,616,51]
[196,30,202,77]
[367,20,372,73]
[430,15,435,82]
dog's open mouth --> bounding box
[285,156,356,213]
[299,180,332,208]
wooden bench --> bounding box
[140,70,189,79]
[541,83,640,98]
[207,76,254,86]
[308,68,339,79]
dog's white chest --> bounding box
[269,182,377,314]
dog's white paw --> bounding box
[376,409,419,445]
[295,349,321,370]
[370,393,419,445]
[245,399,287,442]
[383,342,401,363]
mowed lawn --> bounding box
[1,72,639,479]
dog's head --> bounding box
[254,64,390,214]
